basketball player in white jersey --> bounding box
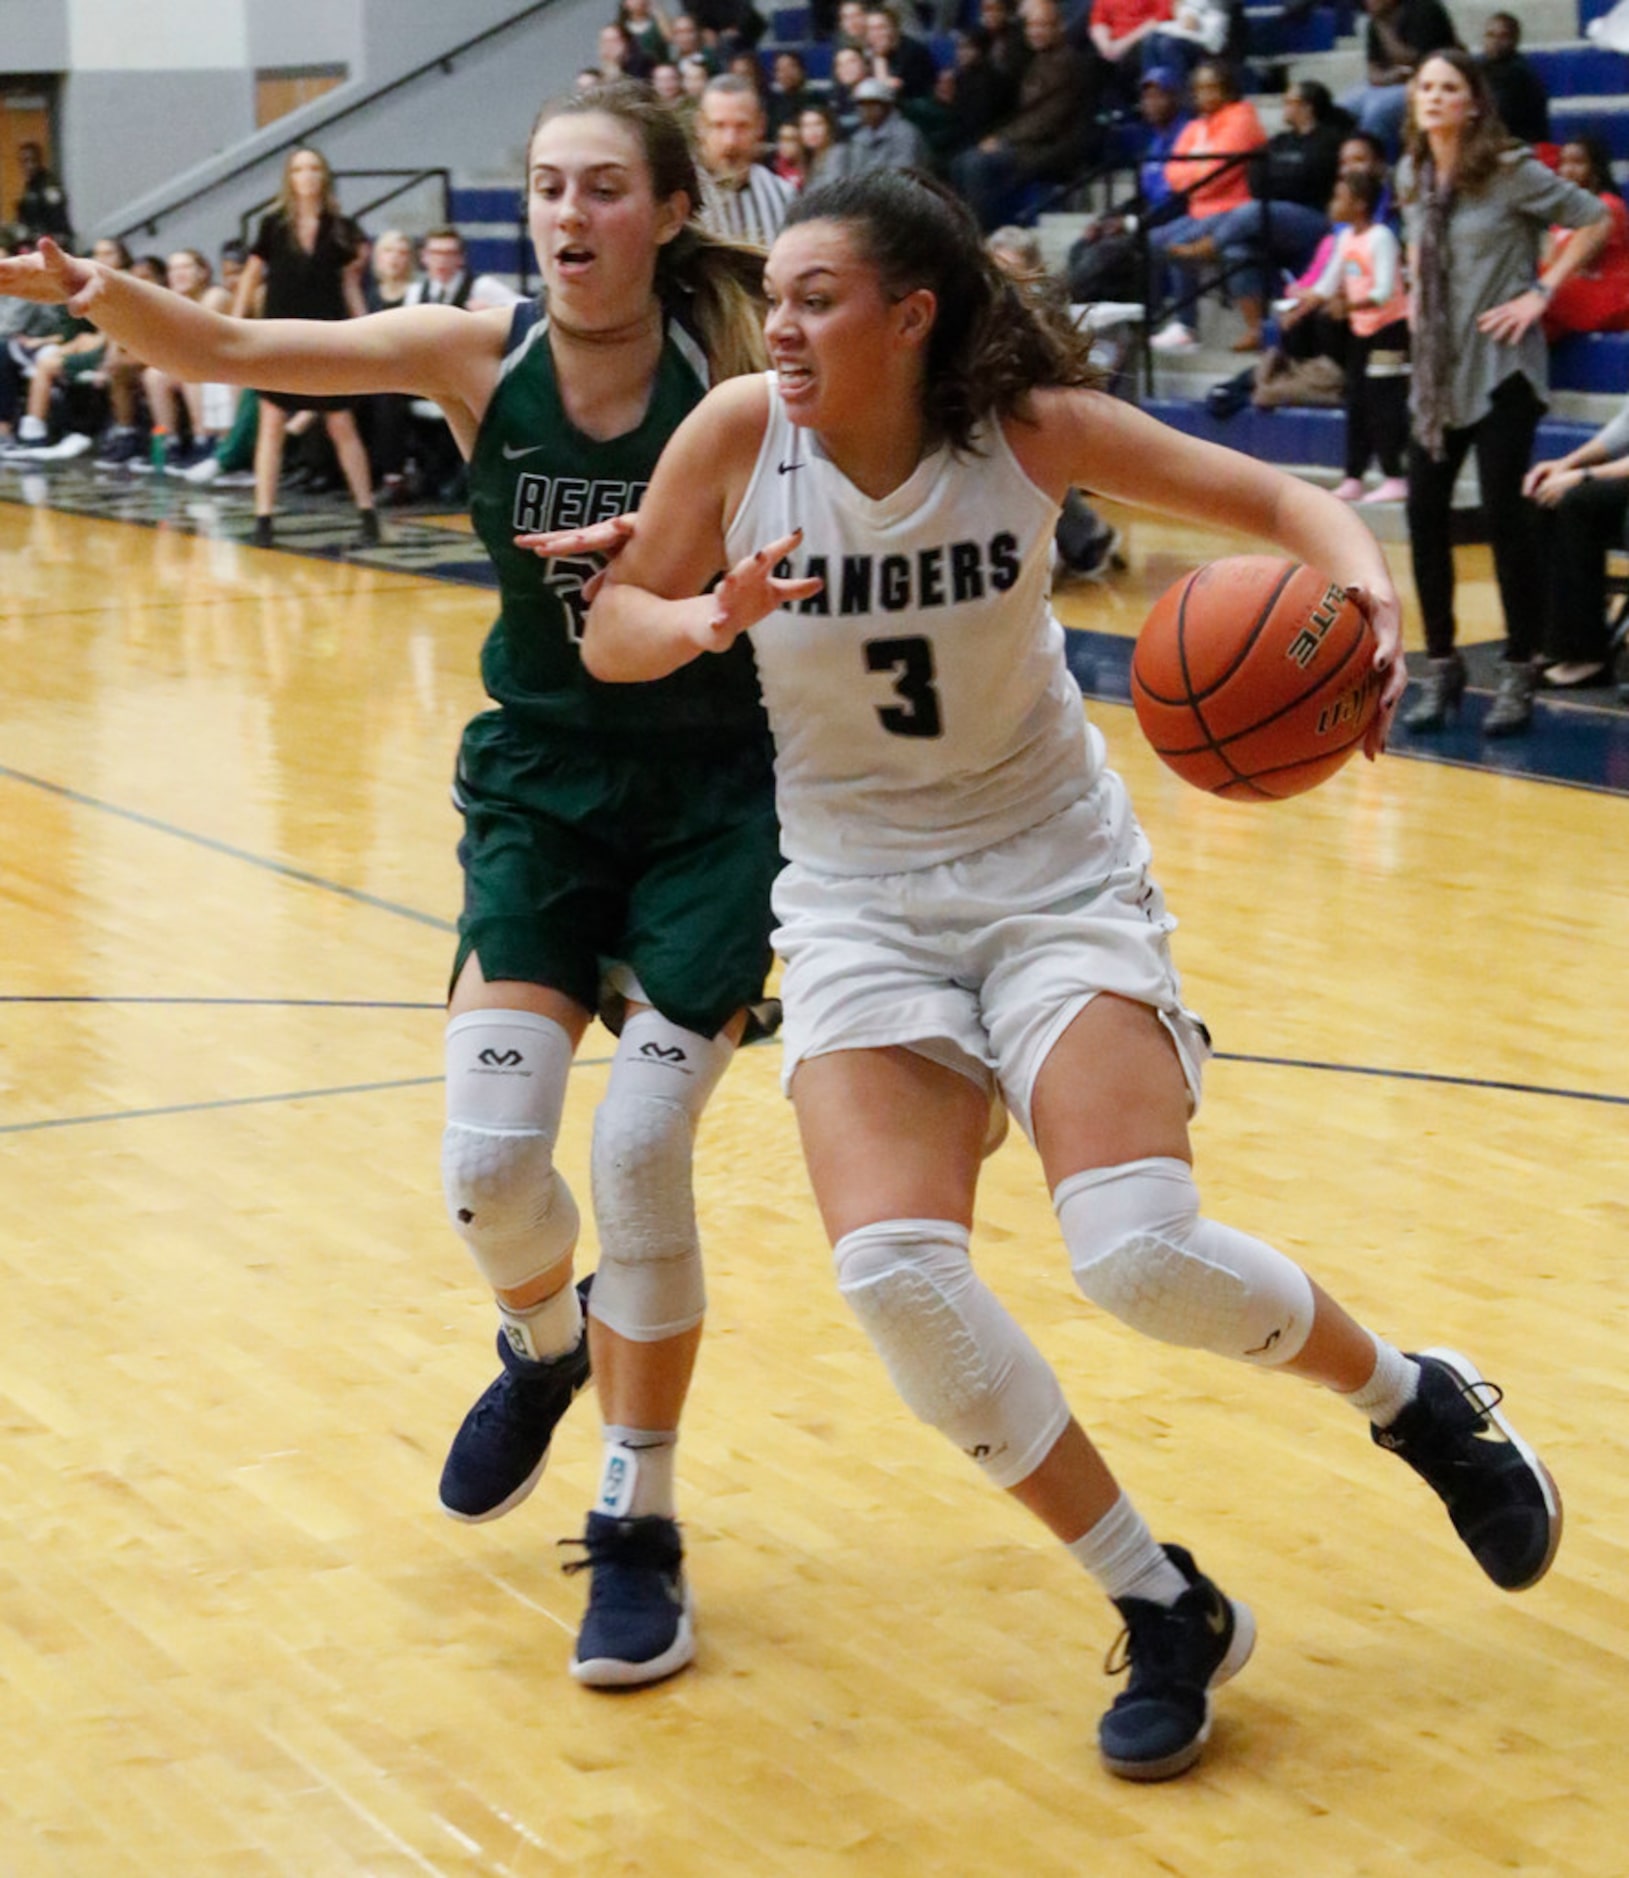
[524,170,1562,1781]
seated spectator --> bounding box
[772,121,808,185]
[406,226,472,307]
[798,104,850,184]
[951,0,1097,231]
[1541,137,1629,340]
[1088,0,1174,107]
[218,239,248,301]
[596,21,651,80]
[830,43,871,134]
[864,4,939,101]
[1142,0,1236,85]
[1302,171,1411,501]
[620,0,675,68]
[1523,403,1629,687]
[1166,76,1344,351]
[365,230,416,311]
[1341,0,1457,158]
[679,54,714,104]
[142,248,236,471]
[847,76,933,171]
[725,48,769,95]
[834,0,870,49]
[929,29,1010,162]
[767,50,814,134]
[650,61,691,115]
[1065,65,1190,302]
[665,12,720,71]
[1477,12,1549,150]
[1148,59,1268,349]
[2,236,133,460]
[978,0,1029,110]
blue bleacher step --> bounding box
[1245,5,1338,57]
[450,185,522,223]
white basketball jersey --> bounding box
[726,380,1104,875]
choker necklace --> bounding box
[549,302,661,347]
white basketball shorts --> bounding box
[772,768,1210,1139]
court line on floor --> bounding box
[0,995,443,1008]
[4,1048,1622,1135]
[0,763,456,933]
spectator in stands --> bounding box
[666,12,720,70]
[1540,137,1629,340]
[929,28,1012,161]
[951,0,1097,231]
[650,61,690,114]
[217,238,249,301]
[361,231,419,498]
[830,45,871,134]
[1087,0,1173,107]
[597,21,651,81]
[771,122,807,185]
[696,73,798,242]
[408,227,472,307]
[1141,0,1236,84]
[864,4,939,101]
[140,248,235,472]
[13,144,74,249]
[846,76,933,172]
[767,50,814,134]
[1302,170,1412,502]
[797,105,849,184]
[725,48,770,95]
[1065,65,1189,302]
[237,145,379,550]
[620,0,675,68]
[690,0,767,54]
[835,0,870,49]
[680,54,714,104]
[2,236,132,460]
[1147,59,1267,350]
[1523,401,1629,688]
[1341,0,1457,158]
[1399,50,1608,736]
[978,0,1030,113]
[1477,12,1549,151]
[1166,76,1344,352]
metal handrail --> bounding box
[114,0,561,241]
[236,168,452,250]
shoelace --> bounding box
[1380,1374,1506,1455]
[557,1520,681,1578]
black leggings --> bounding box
[1533,473,1629,665]
[1344,318,1409,480]
[1406,375,1543,662]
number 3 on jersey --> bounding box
[546,555,601,645]
[865,635,943,739]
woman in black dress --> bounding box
[233,146,379,548]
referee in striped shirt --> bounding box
[696,74,796,246]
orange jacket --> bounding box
[1165,100,1268,217]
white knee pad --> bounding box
[443,1011,580,1303]
[1055,1157,1314,1367]
[588,1009,733,1343]
[833,1220,1071,1490]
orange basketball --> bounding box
[1130,556,1381,801]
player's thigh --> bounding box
[1029,993,1193,1189]
[792,1046,989,1244]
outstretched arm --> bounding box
[1017,389,1406,755]
[0,237,503,412]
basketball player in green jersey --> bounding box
[0,84,778,1687]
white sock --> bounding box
[596,1426,677,1519]
[1341,1336,1420,1428]
[498,1277,582,1364]
[1067,1492,1189,1607]
[19,415,46,441]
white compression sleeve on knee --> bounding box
[588,1009,734,1343]
[443,1011,580,1356]
[1055,1157,1314,1367]
[833,1219,1071,1491]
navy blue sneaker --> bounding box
[438,1276,593,1523]
[1098,1545,1255,1782]
[563,1512,695,1688]
[1373,1348,1562,1591]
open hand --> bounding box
[515,512,636,603]
[1477,288,1546,347]
[692,529,823,651]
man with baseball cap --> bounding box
[845,76,931,174]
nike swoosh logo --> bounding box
[503,441,547,460]
[1205,1597,1229,1637]
[777,461,801,474]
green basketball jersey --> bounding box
[467,301,767,750]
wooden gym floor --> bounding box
[1,485,1626,1877]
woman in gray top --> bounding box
[1398,50,1608,735]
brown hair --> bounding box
[784,168,1098,454]
[530,82,768,381]
[1401,50,1516,197]
[274,145,342,222]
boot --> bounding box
[354,507,382,549]
[1402,653,1466,732]
[1483,659,1538,737]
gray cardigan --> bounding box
[1399,148,1608,430]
